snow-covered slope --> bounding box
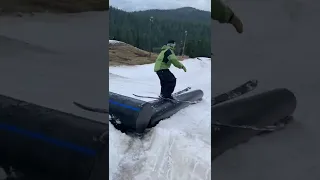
[109,57,211,180]
[109,40,125,45]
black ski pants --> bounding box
[156,69,176,98]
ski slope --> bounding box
[109,40,124,45]
[109,55,211,180]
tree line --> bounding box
[109,6,211,58]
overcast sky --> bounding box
[109,0,211,12]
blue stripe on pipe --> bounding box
[109,100,141,111]
[0,123,97,156]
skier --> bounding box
[154,40,187,100]
[154,1,243,100]
[212,0,243,33]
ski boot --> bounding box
[159,94,176,101]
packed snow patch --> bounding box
[109,40,125,45]
[109,57,211,180]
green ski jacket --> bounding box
[154,45,183,72]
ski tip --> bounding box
[73,101,109,114]
[73,101,86,108]
[73,101,80,106]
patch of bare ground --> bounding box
[109,42,188,66]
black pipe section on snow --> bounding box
[149,90,204,127]
[212,88,297,160]
[0,94,108,180]
[109,92,153,133]
[109,90,204,133]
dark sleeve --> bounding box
[211,0,234,23]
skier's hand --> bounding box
[229,14,243,34]
[182,65,187,72]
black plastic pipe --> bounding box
[109,92,153,133]
[0,94,108,180]
[212,88,297,160]
[109,90,204,133]
[149,90,204,127]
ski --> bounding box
[212,79,258,106]
[173,87,191,96]
[132,87,192,101]
[73,101,108,114]
[213,121,284,132]
[132,94,199,104]
[73,87,192,113]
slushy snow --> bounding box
[109,44,211,180]
[109,40,125,45]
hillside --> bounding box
[109,6,210,58]
[109,40,188,66]
[132,7,210,25]
[109,40,158,66]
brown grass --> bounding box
[0,0,107,14]
[109,43,158,66]
[109,42,189,66]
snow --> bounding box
[109,57,211,180]
[109,40,125,45]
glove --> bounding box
[229,13,243,34]
[182,65,187,72]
